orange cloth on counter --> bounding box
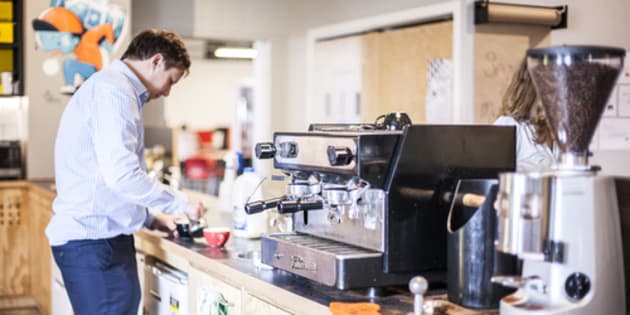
[329,302,381,315]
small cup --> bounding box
[175,219,191,238]
[203,227,230,248]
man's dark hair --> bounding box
[122,29,191,72]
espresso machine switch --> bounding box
[327,146,353,166]
[255,142,276,159]
[565,272,590,301]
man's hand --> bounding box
[151,212,186,237]
[186,197,206,220]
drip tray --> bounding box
[261,233,414,290]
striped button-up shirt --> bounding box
[47,60,188,246]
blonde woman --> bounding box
[494,59,555,171]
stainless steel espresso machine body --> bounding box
[248,122,516,289]
[493,46,626,315]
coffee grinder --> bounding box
[493,46,626,314]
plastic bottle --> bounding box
[232,167,267,238]
[218,151,238,213]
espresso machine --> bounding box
[246,114,516,290]
[493,46,626,314]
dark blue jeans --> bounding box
[52,235,140,315]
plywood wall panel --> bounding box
[377,20,453,123]
[473,24,551,123]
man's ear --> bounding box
[149,53,164,69]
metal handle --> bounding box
[245,196,286,214]
[278,199,323,214]
[408,276,428,315]
[149,289,161,302]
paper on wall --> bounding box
[598,118,630,150]
[618,84,630,117]
[425,58,452,123]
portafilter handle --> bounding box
[245,196,286,214]
[277,199,324,214]
[255,142,276,159]
[408,276,428,315]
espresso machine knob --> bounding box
[255,142,276,159]
[565,272,591,301]
[408,276,428,315]
[327,146,353,166]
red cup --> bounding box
[203,227,230,248]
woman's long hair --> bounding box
[499,59,553,146]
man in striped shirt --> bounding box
[47,29,205,315]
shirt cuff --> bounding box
[143,208,156,229]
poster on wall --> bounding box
[31,0,129,95]
[425,58,452,123]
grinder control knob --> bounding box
[327,146,353,166]
[408,276,428,315]
[255,142,276,159]
[565,272,590,301]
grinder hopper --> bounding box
[526,46,625,170]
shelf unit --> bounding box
[0,0,23,96]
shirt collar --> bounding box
[111,60,150,107]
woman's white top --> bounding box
[494,116,555,172]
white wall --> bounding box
[25,0,132,178]
[163,59,253,130]
[284,0,630,176]
[23,0,630,177]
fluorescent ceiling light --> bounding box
[214,47,257,59]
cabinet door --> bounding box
[29,190,53,315]
[0,187,29,296]
[188,266,242,315]
[242,293,291,315]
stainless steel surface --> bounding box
[495,172,551,259]
[274,134,358,171]
[294,187,385,252]
[261,233,415,290]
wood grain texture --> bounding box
[27,190,52,315]
[473,24,551,123]
[376,20,453,124]
[0,187,30,296]
[0,295,38,310]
